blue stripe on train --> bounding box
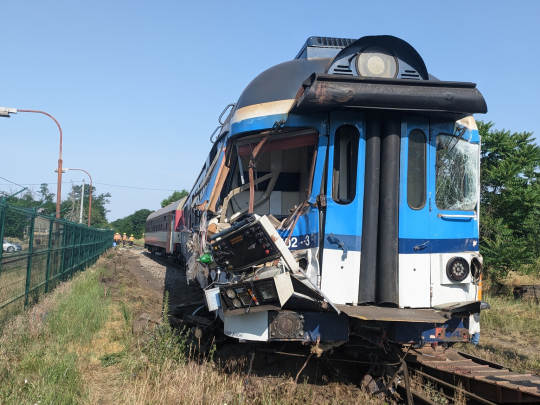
[301,233,478,254]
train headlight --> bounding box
[225,288,236,299]
[446,257,470,282]
[357,46,397,78]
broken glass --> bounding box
[436,134,479,211]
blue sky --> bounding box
[1,1,538,221]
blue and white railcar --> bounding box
[179,35,487,348]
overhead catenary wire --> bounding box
[0,177,26,189]
[0,181,180,192]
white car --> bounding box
[2,239,22,253]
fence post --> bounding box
[60,221,67,281]
[69,225,75,275]
[0,197,6,275]
[75,226,81,277]
[24,209,36,306]
[44,218,55,293]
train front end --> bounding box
[184,35,488,349]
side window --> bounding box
[332,125,359,204]
[407,129,427,209]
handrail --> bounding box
[437,213,476,219]
[210,125,223,143]
[218,103,236,125]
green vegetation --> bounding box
[160,189,188,208]
[1,183,111,228]
[479,121,540,283]
[109,208,152,239]
[0,268,109,404]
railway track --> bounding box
[405,346,540,404]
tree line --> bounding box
[479,121,540,282]
[1,183,111,239]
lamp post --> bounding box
[55,168,93,227]
[1,107,63,218]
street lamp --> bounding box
[55,168,93,227]
[1,107,64,218]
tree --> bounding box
[60,184,111,228]
[161,189,188,208]
[109,209,152,238]
[37,183,56,215]
[478,121,540,281]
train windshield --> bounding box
[435,134,479,211]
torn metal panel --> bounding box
[190,146,227,210]
[207,154,229,213]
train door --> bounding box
[167,211,176,254]
[166,213,173,254]
[320,111,365,305]
[398,117,431,308]
[429,120,480,306]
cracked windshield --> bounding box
[436,134,479,211]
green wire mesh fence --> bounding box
[0,197,114,323]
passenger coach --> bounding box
[145,197,187,262]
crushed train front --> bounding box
[179,35,488,349]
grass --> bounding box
[0,252,388,405]
[0,267,109,404]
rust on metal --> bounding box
[18,109,63,218]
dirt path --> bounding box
[115,247,202,308]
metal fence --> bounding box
[0,197,113,322]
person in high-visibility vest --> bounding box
[114,233,121,246]
[122,233,127,247]
[129,234,135,247]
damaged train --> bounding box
[145,35,488,349]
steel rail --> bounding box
[411,368,498,405]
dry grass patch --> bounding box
[456,293,540,374]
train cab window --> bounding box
[436,134,479,211]
[223,131,318,220]
[332,125,359,204]
[407,129,427,209]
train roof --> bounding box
[222,35,486,139]
[146,197,187,221]
[233,35,431,112]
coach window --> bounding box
[436,134,479,211]
[332,125,359,204]
[407,129,427,209]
